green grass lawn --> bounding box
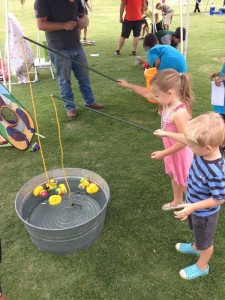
[1,0,225,299]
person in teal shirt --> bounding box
[136,33,187,72]
[210,63,225,121]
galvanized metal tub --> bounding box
[15,168,110,254]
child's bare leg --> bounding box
[142,25,145,37]
[193,245,214,270]
[170,178,185,206]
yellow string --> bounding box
[20,37,72,197]
[20,37,49,183]
[50,95,71,195]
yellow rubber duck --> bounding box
[86,183,99,194]
[57,184,68,195]
[80,178,90,187]
[49,195,62,206]
[46,179,58,191]
[33,185,44,197]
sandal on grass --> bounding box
[175,243,200,255]
[179,263,209,280]
[161,202,181,211]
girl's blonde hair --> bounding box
[150,69,194,113]
[185,112,225,147]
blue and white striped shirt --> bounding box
[186,151,225,217]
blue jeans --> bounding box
[49,46,95,111]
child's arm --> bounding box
[117,79,155,99]
[152,110,190,159]
[153,58,160,70]
[174,198,225,221]
[210,72,225,86]
[153,130,186,144]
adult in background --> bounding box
[156,2,174,30]
[80,0,92,41]
[34,0,104,120]
[194,0,201,13]
[114,0,145,56]
[155,27,186,49]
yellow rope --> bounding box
[20,37,49,182]
[20,37,72,197]
[50,95,71,195]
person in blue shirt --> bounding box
[210,63,225,121]
[135,33,187,72]
[135,33,187,114]
[154,112,225,280]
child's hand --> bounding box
[151,150,165,160]
[117,79,129,88]
[210,72,219,80]
[174,204,194,221]
[153,129,166,138]
[215,78,222,87]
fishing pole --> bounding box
[52,95,155,134]
[22,36,118,83]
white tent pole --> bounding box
[184,0,190,59]
[151,0,156,32]
[179,0,184,54]
[5,0,11,92]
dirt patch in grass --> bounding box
[213,57,225,62]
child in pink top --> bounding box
[150,69,194,210]
[117,69,194,211]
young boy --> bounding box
[155,2,174,30]
[154,112,225,280]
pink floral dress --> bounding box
[161,103,193,186]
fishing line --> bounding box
[22,36,118,83]
[52,95,155,133]
[22,37,156,133]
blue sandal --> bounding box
[179,264,209,280]
[175,243,200,255]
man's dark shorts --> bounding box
[188,211,219,250]
[121,19,142,38]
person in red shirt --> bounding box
[114,0,145,56]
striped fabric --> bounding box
[186,150,225,217]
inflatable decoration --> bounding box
[0,83,34,150]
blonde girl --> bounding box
[118,69,194,210]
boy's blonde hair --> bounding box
[185,112,225,147]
